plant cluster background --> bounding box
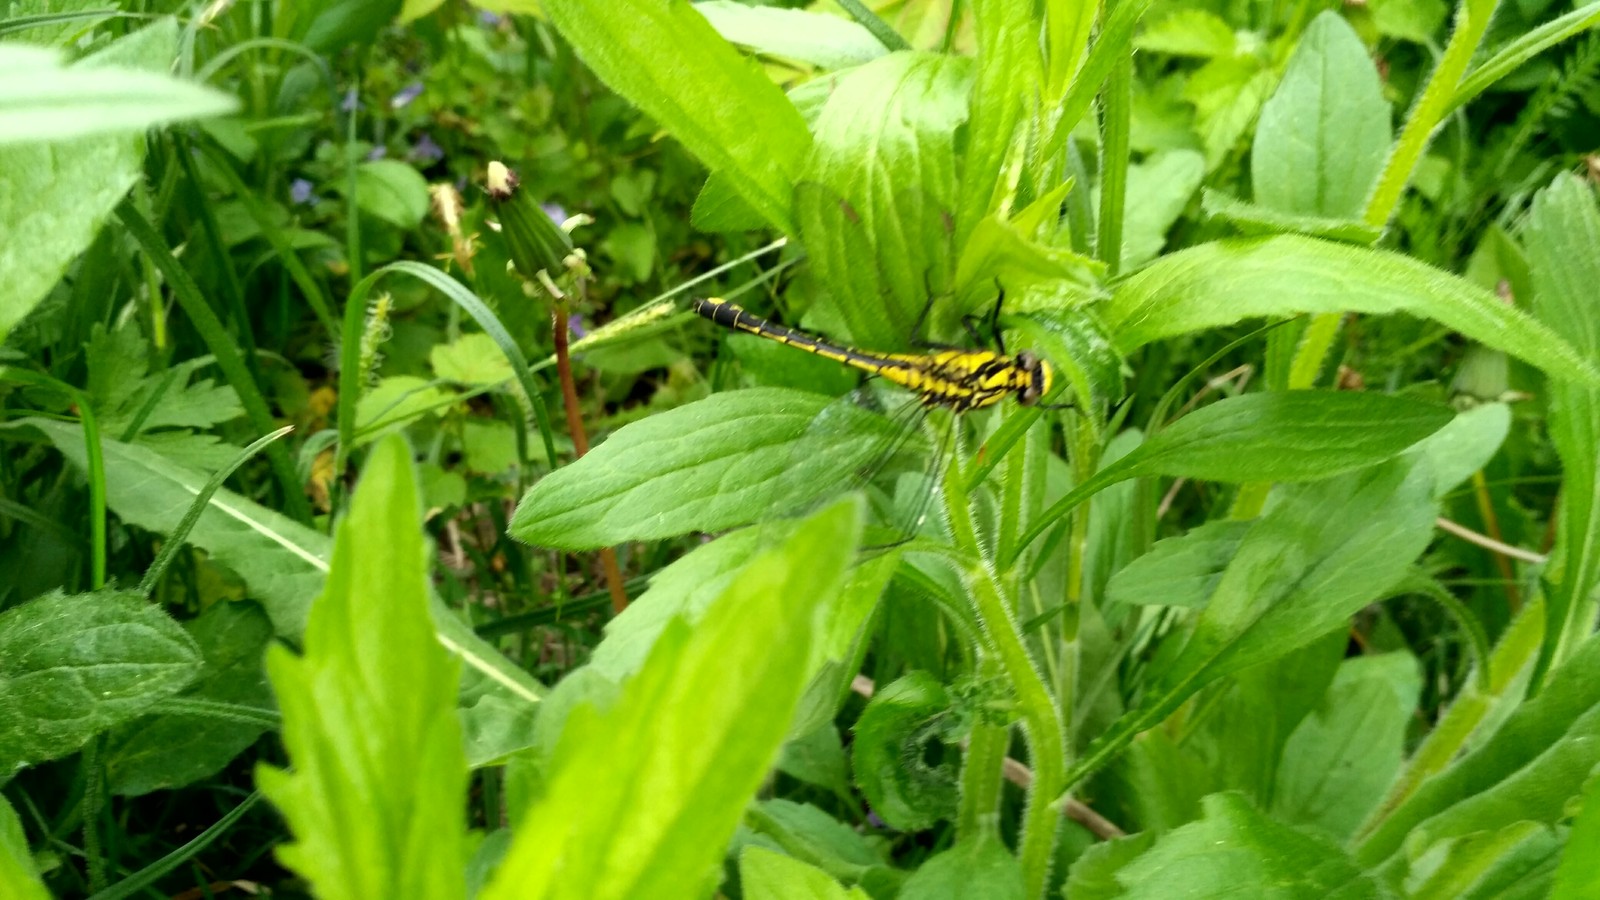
[2,0,1600,897]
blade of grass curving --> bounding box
[116,199,312,523]
[191,137,339,338]
[0,369,105,587]
[1447,3,1600,117]
[1044,0,1155,159]
[169,135,265,395]
[194,36,337,88]
[0,9,138,37]
[85,792,262,900]
[834,0,911,51]
[335,261,558,486]
[137,425,294,596]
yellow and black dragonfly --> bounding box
[692,294,1062,546]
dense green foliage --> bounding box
[3,0,1600,897]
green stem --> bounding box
[1097,51,1132,277]
[943,442,1064,898]
[957,657,1009,840]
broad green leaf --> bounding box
[355,375,454,441]
[1201,190,1383,244]
[1355,631,1600,867]
[1135,10,1236,57]
[0,42,235,145]
[105,601,275,796]
[777,726,852,800]
[1170,457,1435,683]
[1105,235,1600,385]
[747,800,891,886]
[481,497,862,900]
[898,832,1025,899]
[740,845,868,900]
[0,588,200,776]
[1525,174,1600,681]
[852,672,959,831]
[1553,770,1600,899]
[959,0,1043,244]
[1006,300,1124,415]
[0,21,192,344]
[1405,820,1562,900]
[431,332,516,386]
[798,52,971,348]
[0,795,48,900]
[1017,391,1452,555]
[509,388,903,549]
[1252,12,1390,219]
[1073,457,1437,787]
[1106,519,1252,608]
[278,0,401,53]
[696,1,884,69]
[1116,793,1384,898]
[1272,653,1422,840]
[1120,149,1205,269]
[350,159,429,228]
[257,435,470,900]
[1369,0,1448,43]
[16,418,546,754]
[540,0,812,233]
[1062,832,1157,900]
[1413,401,1511,497]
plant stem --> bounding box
[957,656,1008,840]
[942,441,1064,898]
[552,301,630,614]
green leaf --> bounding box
[481,497,862,900]
[0,41,236,145]
[1553,770,1600,899]
[104,601,276,796]
[740,845,868,900]
[14,418,545,750]
[432,332,516,386]
[540,0,811,233]
[351,159,429,228]
[1201,190,1383,244]
[852,671,960,831]
[1413,401,1511,497]
[1120,149,1205,268]
[777,726,853,800]
[1017,391,1452,556]
[959,0,1043,245]
[257,435,470,900]
[1252,12,1390,219]
[1369,0,1448,43]
[0,795,48,900]
[282,0,402,53]
[0,588,200,776]
[1354,631,1600,867]
[0,21,191,344]
[898,832,1025,899]
[1106,519,1252,609]
[1272,653,1422,840]
[1405,820,1562,900]
[1525,174,1600,683]
[696,1,885,69]
[1116,793,1384,897]
[798,52,971,348]
[355,375,454,440]
[1135,10,1236,57]
[509,388,902,550]
[1062,832,1157,900]
[1105,235,1600,385]
[747,799,890,885]
[1182,54,1276,169]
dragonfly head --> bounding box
[1015,351,1054,406]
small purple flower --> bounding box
[366,145,388,161]
[290,178,315,205]
[541,202,567,225]
[478,10,503,27]
[340,87,359,112]
[410,133,444,164]
[391,81,423,109]
[568,313,588,339]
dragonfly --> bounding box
[692,294,1063,546]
